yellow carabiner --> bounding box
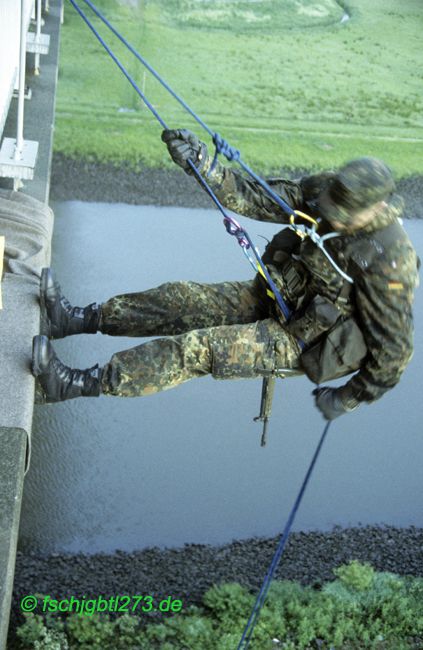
[289,211,319,239]
[293,210,318,227]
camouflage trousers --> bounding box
[99,279,302,396]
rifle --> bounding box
[254,375,276,447]
[254,368,304,446]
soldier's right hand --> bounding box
[161,129,207,174]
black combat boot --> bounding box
[40,267,101,339]
[32,335,102,403]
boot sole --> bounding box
[40,268,51,337]
[40,267,49,308]
[32,335,46,377]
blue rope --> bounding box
[79,0,296,220]
[68,0,168,129]
[211,133,295,217]
[67,3,330,645]
[80,0,215,139]
[237,421,331,649]
[190,161,292,320]
[68,0,293,322]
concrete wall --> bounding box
[0,1,61,646]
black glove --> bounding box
[161,129,207,174]
[313,386,359,421]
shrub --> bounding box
[14,563,423,649]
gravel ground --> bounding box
[10,155,423,639]
[50,153,423,219]
[13,525,423,600]
[10,526,423,629]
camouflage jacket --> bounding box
[201,158,420,405]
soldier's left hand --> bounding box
[313,386,350,420]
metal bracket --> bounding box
[12,86,32,100]
[26,32,50,55]
[0,137,38,180]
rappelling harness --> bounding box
[65,2,362,646]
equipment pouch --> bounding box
[262,227,301,265]
[261,229,306,306]
[286,294,340,345]
[300,317,367,384]
[211,321,276,380]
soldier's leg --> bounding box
[33,319,300,401]
[100,278,268,337]
[101,318,301,397]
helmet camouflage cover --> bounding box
[318,157,396,224]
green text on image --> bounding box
[56,0,423,175]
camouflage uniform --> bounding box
[100,279,301,396]
[100,157,419,405]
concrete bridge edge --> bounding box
[0,1,62,646]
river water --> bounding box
[19,202,423,554]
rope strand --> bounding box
[81,0,215,138]
[79,0,296,219]
[237,421,331,649]
[66,4,333,647]
[68,0,168,128]
[68,0,293,321]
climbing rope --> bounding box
[68,0,295,321]
[77,0,300,219]
[70,0,353,302]
[289,215,354,283]
[237,421,331,649]
[67,4,334,644]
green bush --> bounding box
[14,562,423,649]
[333,558,376,590]
[16,614,68,650]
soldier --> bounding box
[32,129,419,420]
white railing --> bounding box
[0,0,52,186]
[0,0,35,140]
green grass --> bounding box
[13,562,423,649]
[55,0,423,176]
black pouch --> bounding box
[300,317,367,384]
[286,294,341,345]
[262,227,301,265]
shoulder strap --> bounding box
[338,220,407,303]
[347,219,407,273]
[369,219,406,252]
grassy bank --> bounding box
[56,0,423,176]
[12,562,423,649]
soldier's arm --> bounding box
[200,157,306,224]
[162,128,333,223]
[339,245,419,406]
